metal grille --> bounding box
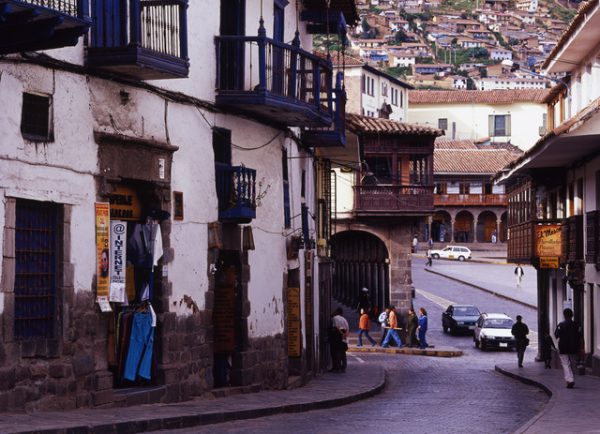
[14,200,59,340]
[20,0,80,16]
[20,93,52,140]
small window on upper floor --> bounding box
[382,83,388,97]
[438,118,448,130]
[21,92,53,142]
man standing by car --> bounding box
[511,315,529,368]
[555,308,583,388]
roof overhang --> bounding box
[496,101,600,184]
[544,0,600,74]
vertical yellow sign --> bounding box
[95,202,111,298]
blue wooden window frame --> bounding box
[14,199,59,340]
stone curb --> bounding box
[424,268,537,310]
[494,365,553,434]
[12,367,387,434]
[348,346,462,357]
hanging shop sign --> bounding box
[539,256,559,269]
[535,224,562,258]
[288,287,302,357]
[109,220,127,302]
[108,185,141,221]
[95,202,111,299]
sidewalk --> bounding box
[0,363,385,434]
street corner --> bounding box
[348,345,463,357]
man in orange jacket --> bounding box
[358,309,377,347]
[382,305,403,348]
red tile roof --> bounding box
[409,89,552,104]
[347,113,444,136]
[434,147,522,174]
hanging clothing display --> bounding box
[123,310,154,381]
[128,222,163,302]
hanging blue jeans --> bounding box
[124,312,154,381]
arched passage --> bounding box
[454,210,474,243]
[476,210,498,243]
[432,210,451,242]
[331,231,389,318]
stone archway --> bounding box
[476,210,498,243]
[331,230,389,318]
[454,210,474,243]
[432,210,451,242]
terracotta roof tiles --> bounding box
[434,148,522,174]
[347,113,445,136]
[409,89,552,104]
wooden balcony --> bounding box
[302,71,346,147]
[354,185,434,217]
[88,0,189,80]
[215,29,334,127]
[0,0,91,54]
[215,164,256,223]
[434,193,507,207]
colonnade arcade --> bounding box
[430,209,508,243]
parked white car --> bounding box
[429,245,472,261]
[473,313,516,351]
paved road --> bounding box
[153,258,548,434]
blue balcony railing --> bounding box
[215,23,334,127]
[88,0,189,80]
[0,0,91,54]
[302,71,347,147]
[216,164,257,223]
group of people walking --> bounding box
[511,308,584,388]
[329,304,430,373]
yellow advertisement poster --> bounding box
[535,224,562,258]
[288,287,301,357]
[540,257,559,269]
[95,202,111,298]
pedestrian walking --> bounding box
[378,307,389,346]
[514,264,524,287]
[417,307,428,349]
[412,235,418,253]
[542,332,557,369]
[356,287,370,312]
[555,308,583,388]
[382,306,403,348]
[511,315,529,368]
[428,237,433,249]
[357,309,377,347]
[425,249,433,267]
[332,308,349,372]
[407,307,419,347]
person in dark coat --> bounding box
[555,308,583,388]
[511,315,529,368]
[542,332,557,369]
[407,308,419,347]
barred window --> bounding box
[14,199,60,340]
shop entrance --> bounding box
[212,250,243,388]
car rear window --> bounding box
[455,307,479,316]
[484,319,513,328]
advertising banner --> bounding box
[288,287,301,357]
[109,220,127,302]
[95,202,111,299]
[535,224,562,258]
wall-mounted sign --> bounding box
[108,185,141,221]
[95,202,110,299]
[535,224,562,258]
[288,287,301,357]
[539,256,559,269]
[109,220,127,302]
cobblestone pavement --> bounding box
[152,258,549,434]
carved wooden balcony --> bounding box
[434,193,507,207]
[215,26,334,127]
[507,219,564,265]
[354,185,434,217]
[215,164,256,223]
[88,0,189,80]
[0,0,91,54]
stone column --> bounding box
[473,214,478,243]
[450,219,455,242]
[388,224,413,317]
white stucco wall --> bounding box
[408,101,547,150]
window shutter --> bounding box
[506,115,512,136]
[488,115,494,136]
